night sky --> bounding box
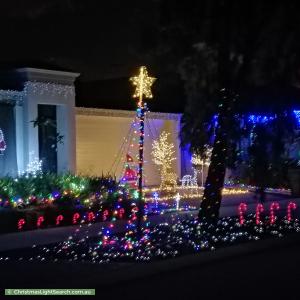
[1,1,300,112]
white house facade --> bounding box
[0,68,189,186]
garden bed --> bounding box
[1,214,299,264]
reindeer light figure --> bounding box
[180,168,198,188]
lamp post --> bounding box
[130,66,156,237]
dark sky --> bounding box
[0,0,176,111]
[0,0,159,80]
[1,1,300,113]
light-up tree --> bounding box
[152,131,177,189]
[191,145,212,187]
[130,66,156,236]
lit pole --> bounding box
[130,66,156,237]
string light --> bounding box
[270,202,280,224]
[130,66,156,106]
[72,213,80,225]
[180,168,198,188]
[37,216,44,228]
[151,131,177,189]
[0,128,6,154]
[238,203,247,225]
[17,219,25,230]
[256,203,264,225]
[287,202,297,222]
[56,215,64,226]
[5,214,300,264]
[175,193,181,210]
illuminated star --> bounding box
[130,66,156,103]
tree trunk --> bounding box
[198,89,236,221]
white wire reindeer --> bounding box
[180,168,198,187]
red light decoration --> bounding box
[119,208,125,219]
[270,202,280,224]
[131,206,138,221]
[17,218,25,230]
[238,203,247,225]
[103,210,109,221]
[72,213,80,224]
[287,201,297,222]
[56,215,64,226]
[37,216,44,228]
[87,212,95,222]
[255,203,264,225]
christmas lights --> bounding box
[5,214,300,264]
[270,202,280,224]
[191,146,212,187]
[87,212,95,222]
[72,213,80,224]
[293,110,300,127]
[238,203,247,225]
[56,215,64,226]
[102,210,109,221]
[24,158,43,176]
[247,114,276,124]
[175,193,181,210]
[180,168,198,188]
[37,216,44,228]
[151,131,177,189]
[287,202,297,222]
[256,203,264,225]
[0,128,6,154]
[130,66,156,106]
[130,66,156,236]
[24,81,75,99]
[17,219,25,230]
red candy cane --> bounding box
[119,208,125,219]
[255,203,264,225]
[18,218,25,230]
[37,216,44,228]
[131,206,138,221]
[270,202,280,224]
[102,209,109,221]
[56,214,64,225]
[72,212,80,224]
[87,212,95,222]
[238,203,247,225]
[287,202,297,222]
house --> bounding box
[0,68,187,186]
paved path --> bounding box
[0,192,299,252]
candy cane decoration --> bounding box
[131,206,138,221]
[37,216,44,228]
[102,209,109,221]
[238,203,247,225]
[18,218,25,230]
[87,212,95,222]
[255,203,264,225]
[287,201,297,222]
[270,202,280,224]
[72,212,80,224]
[56,214,64,225]
[119,208,125,219]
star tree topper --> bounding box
[130,66,156,106]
